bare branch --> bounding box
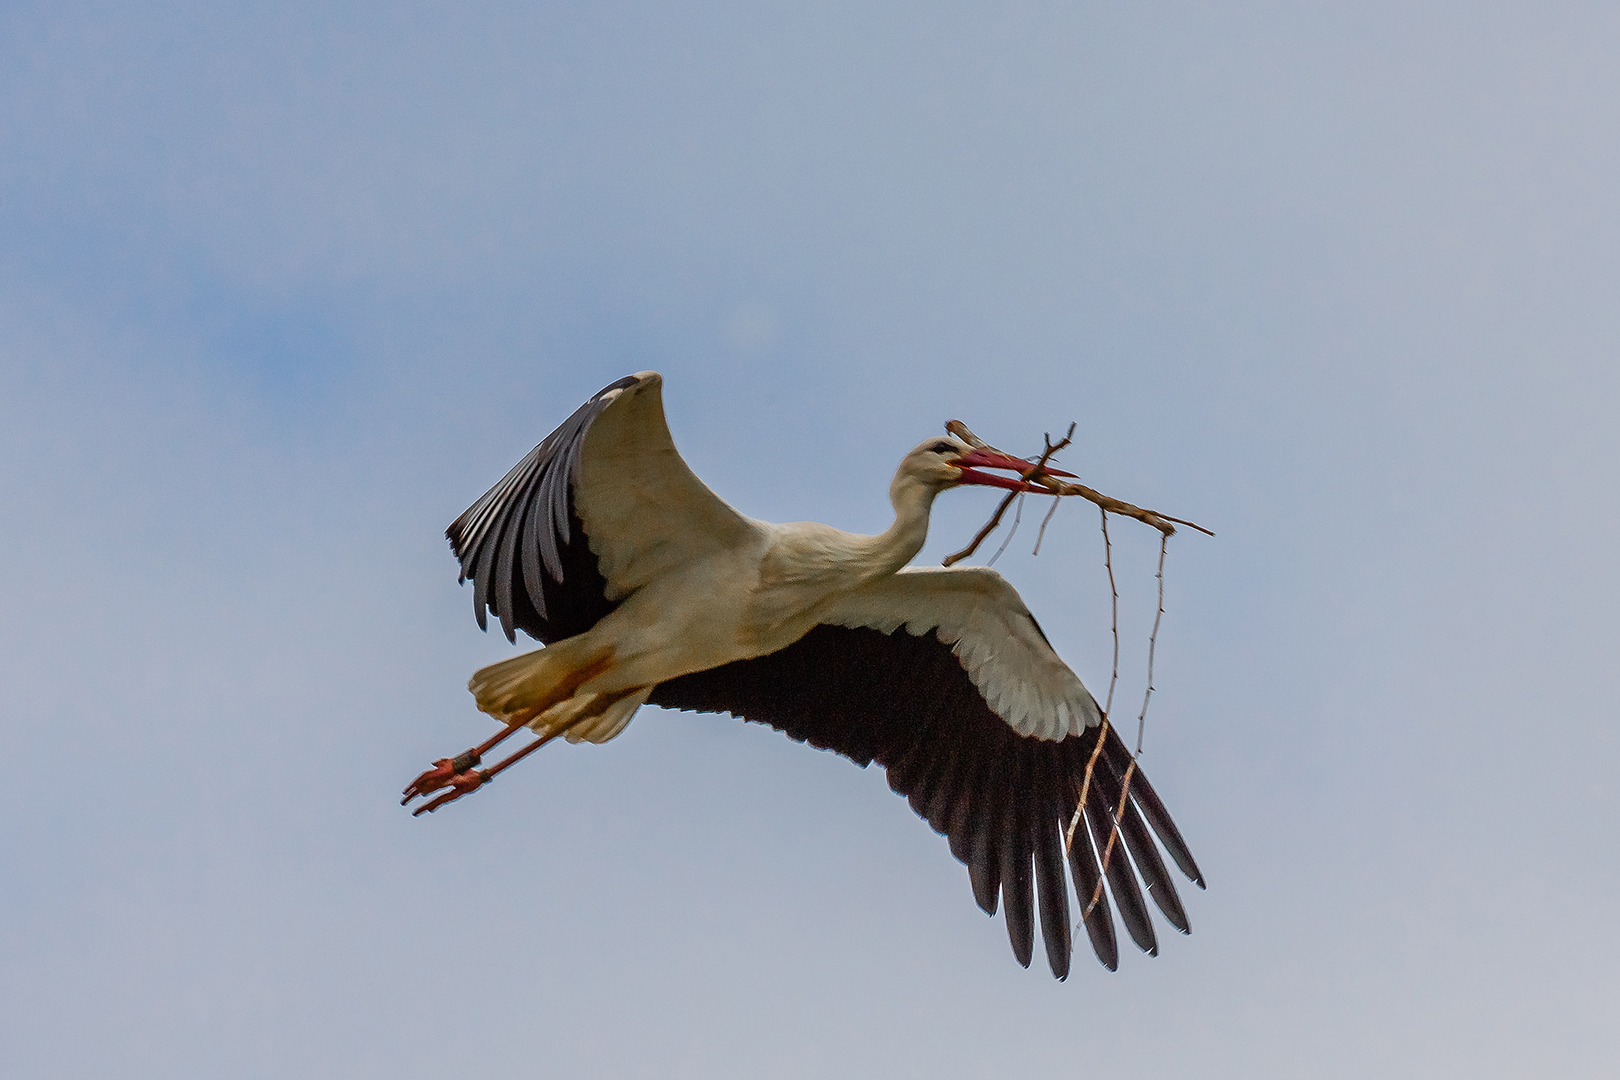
[941,424,1075,567]
[1136,531,1168,754]
[944,420,1214,538]
[987,492,1025,566]
[1065,508,1120,855]
[1065,717,1110,853]
[944,419,988,448]
[1102,509,1121,718]
[1031,494,1061,557]
[941,488,1021,568]
[1083,530,1168,919]
[1085,757,1137,918]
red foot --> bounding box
[402,720,574,818]
[401,750,481,805]
[410,768,491,816]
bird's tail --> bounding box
[468,638,614,723]
[467,638,642,742]
[564,686,651,744]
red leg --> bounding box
[400,722,526,805]
[405,717,586,815]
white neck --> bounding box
[847,473,938,581]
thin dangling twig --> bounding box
[1136,531,1168,754]
[1032,494,1061,556]
[987,492,1026,566]
[1083,530,1168,918]
[1065,507,1121,853]
[1103,510,1121,717]
[1067,718,1109,853]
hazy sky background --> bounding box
[3,3,1617,1077]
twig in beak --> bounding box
[941,424,1075,567]
[944,420,1214,538]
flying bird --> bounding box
[404,372,1204,978]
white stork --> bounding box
[404,372,1204,978]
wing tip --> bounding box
[1010,935,1034,969]
[969,860,999,916]
[599,371,659,404]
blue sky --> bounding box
[3,3,1617,1077]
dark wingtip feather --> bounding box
[648,624,1205,975]
[1119,799,1190,934]
[1000,791,1035,969]
[445,378,634,646]
[1084,785,1158,956]
[1036,837,1072,979]
[447,523,470,584]
[969,860,999,916]
[1032,766,1072,980]
[1007,918,1033,968]
[1066,824,1119,972]
[1103,730,1205,888]
[966,759,1003,917]
[972,854,997,919]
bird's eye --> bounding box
[928,441,957,455]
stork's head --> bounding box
[901,436,1075,493]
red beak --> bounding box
[951,448,1076,491]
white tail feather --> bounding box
[467,637,615,726]
[565,687,651,744]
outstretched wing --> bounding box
[647,569,1204,979]
[447,371,758,644]
[825,566,1103,741]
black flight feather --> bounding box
[649,623,1202,975]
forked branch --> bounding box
[944,420,1214,541]
[942,424,1076,567]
